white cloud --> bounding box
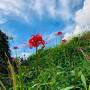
[75,0,90,26]
[0,0,27,23]
[73,26,90,35]
[62,25,75,40]
[62,33,73,40]
[0,0,87,41]
[73,0,90,35]
[63,0,90,40]
[63,26,90,40]
[0,0,83,24]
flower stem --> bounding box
[36,47,38,75]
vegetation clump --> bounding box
[0,32,90,90]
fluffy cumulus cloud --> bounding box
[73,0,90,35]
[63,0,90,40]
[75,0,90,26]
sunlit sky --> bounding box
[0,0,90,57]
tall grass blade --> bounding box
[5,53,17,90]
[61,86,74,90]
[81,74,87,90]
[0,80,6,90]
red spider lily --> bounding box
[13,46,18,50]
[28,34,45,74]
[62,39,67,44]
[28,34,45,48]
[55,31,62,36]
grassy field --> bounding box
[0,32,90,90]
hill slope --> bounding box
[20,32,90,90]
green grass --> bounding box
[1,32,90,90]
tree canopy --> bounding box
[0,30,11,74]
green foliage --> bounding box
[2,32,90,90]
[0,30,11,69]
[0,30,12,87]
[15,32,90,90]
[0,30,11,59]
[0,30,12,89]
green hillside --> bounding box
[1,32,90,90]
[18,32,90,90]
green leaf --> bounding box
[0,80,6,90]
[81,74,87,90]
[61,86,74,90]
[88,85,90,90]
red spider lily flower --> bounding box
[62,39,67,44]
[28,34,45,74]
[55,31,62,36]
[28,34,45,48]
[13,46,18,50]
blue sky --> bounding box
[0,0,90,57]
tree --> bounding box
[0,30,11,74]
